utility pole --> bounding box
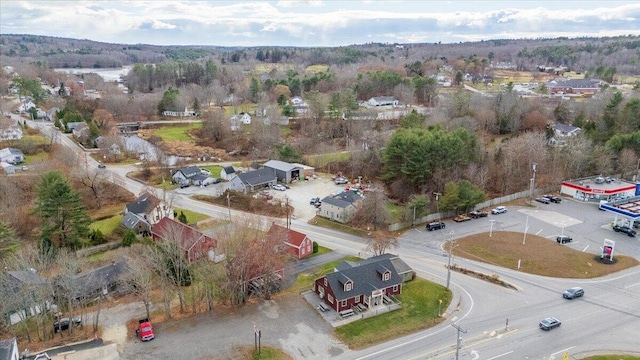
[226,192,232,221]
[446,231,455,289]
[451,323,467,360]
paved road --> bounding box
[21,116,640,359]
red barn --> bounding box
[314,256,403,313]
[266,224,313,259]
[151,217,217,263]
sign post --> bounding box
[602,239,615,261]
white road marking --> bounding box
[551,346,575,356]
[624,282,640,289]
[583,245,589,252]
[486,351,514,360]
[535,229,543,235]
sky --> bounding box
[1,1,639,47]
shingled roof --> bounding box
[324,258,401,301]
[237,168,276,186]
[125,192,160,215]
[321,191,363,208]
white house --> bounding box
[0,148,24,164]
[0,337,19,360]
[0,126,23,141]
[220,166,236,180]
[231,113,251,125]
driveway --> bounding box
[120,294,350,359]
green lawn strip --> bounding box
[89,215,123,236]
[309,216,369,237]
[335,278,452,349]
[153,123,201,141]
[25,151,49,163]
[286,256,361,294]
[201,165,224,178]
[174,207,210,225]
[581,356,640,360]
[304,152,352,168]
[386,202,406,223]
[251,347,291,360]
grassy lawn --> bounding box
[335,278,452,349]
[386,202,406,223]
[581,356,640,360]
[304,151,352,168]
[174,207,210,225]
[201,165,224,178]
[451,231,640,278]
[89,215,123,236]
[153,124,201,141]
[308,216,369,237]
[306,64,329,73]
[25,151,49,163]
[286,256,361,294]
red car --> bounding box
[136,318,155,341]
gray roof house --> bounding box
[263,160,303,183]
[65,261,128,301]
[122,192,173,235]
[0,148,25,164]
[337,254,414,283]
[228,168,277,193]
[1,270,50,325]
[220,166,236,180]
[0,337,19,360]
[65,121,85,133]
[313,256,403,313]
[368,96,398,107]
[318,191,364,223]
[172,166,201,185]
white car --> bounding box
[272,184,286,191]
[200,168,211,175]
[491,206,507,214]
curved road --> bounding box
[21,117,640,359]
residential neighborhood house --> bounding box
[0,147,24,164]
[151,217,218,263]
[172,166,201,185]
[122,192,174,235]
[0,337,19,360]
[313,255,404,313]
[0,126,23,141]
[367,96,398,107]
[228,168,277,193]
[64,260,128,301]
[0,270,50,325]
[220,165,236,180]
[266,223,313,259]
[318,191,364,223]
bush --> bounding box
[313,241,318,253]
[122,229,136,247]
[88,228,107,245]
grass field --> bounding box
[308,216,369,237]
[174,207,210,225]
[451,231,639,278]
[335,278,452,349]
[153,123,201,141]
[304,151,352,168]
[286,256,361,294]
[200,165,224,178]
[89,215,123,236]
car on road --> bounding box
[97,163,106,169]
[543,194,562,203]
[53,317,81,332]
[334,177,348,185]
[556,235,572,244]
[535,197,550,204]
[613,224,636,237]
[563,287,584,299]
[453,214,472,222]
[426,222,446,231]
[539,317,561,330]
[491,206,507,214]
[469,210,488,218]
[272,184,287,191]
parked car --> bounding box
[491,206,507,214]
[542,194,562,203]
[310,197,320,205]
[613,224,636,237]
[97,163,106,169]
[179,182,190,188]
[335,177,348,185]
[539,317,561,330]
[136,318,155,341]
[535,197,550,204]
[53,317,81,332]
[563,287,584,299]
[556,235,573,244]
[272,184,287,191]
[426,222,446,231]
[469,210,488,218]
[453,214,472,222]
[200,168,211,175]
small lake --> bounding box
[54,66,131,82]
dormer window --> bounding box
[344,281,352,292]
[383,272,390,281]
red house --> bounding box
[266,224,313,259]
[314,256,403,313]
[151,217,217,263]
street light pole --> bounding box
[446,230,455,289]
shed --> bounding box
[220,166,236,180]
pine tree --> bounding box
[34,171,91,250]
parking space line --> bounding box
[583,245,589,252]
[487,351,514,360]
